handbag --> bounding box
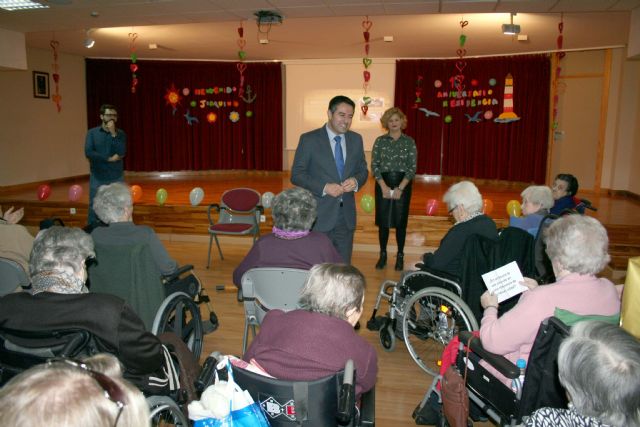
[441,337,474,427]
[189,356,270,427]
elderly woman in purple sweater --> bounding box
[243,263,378,397]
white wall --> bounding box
[0,47,88,186]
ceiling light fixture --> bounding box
[502,13,521,35]
[0,0,48,10]
[84,29,95,48]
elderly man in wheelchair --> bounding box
[411,215,621,426]
[0,226,199,403]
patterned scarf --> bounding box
[30,270,88,295]
[272,226,310,240]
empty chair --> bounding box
[240,267,309,354]
[206,187,262,268]
[0,257,29,296]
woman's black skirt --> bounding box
[375,171,412,228]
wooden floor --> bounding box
[2,171,639,426]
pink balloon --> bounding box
[37,184,51,201]
[68,184,83,202]
[426,198,439,216]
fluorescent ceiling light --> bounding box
[0,0,49,10]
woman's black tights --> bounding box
[378,226,407,253]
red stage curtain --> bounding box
[86,59,283,172]
[395,55,550,183]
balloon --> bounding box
[482,199,494,215]
[68,184,83,202]
[444,115,453,124]
[261,192,275,209]
[360,194,374,213]
[189,187,205,206]
[425,199,439,216]
[506,199,522,217]
[156,188,168,206]
[37,184,51,201]
[130,185,143,203]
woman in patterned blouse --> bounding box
[371,107,417,271]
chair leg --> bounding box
[242,319,249,355]
[214,235,224,260]
[206,234,214,269]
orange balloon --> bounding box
[130,185,143,203]
[482,198,494,215]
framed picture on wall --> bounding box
[33,71,50,99]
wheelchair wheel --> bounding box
[152,292,204,360]
[379,321,396,352]
[402,287,478,376]
[147,395,189,426]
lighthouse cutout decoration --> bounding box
[494,73,521,123]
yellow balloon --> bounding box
[506,199,522,217]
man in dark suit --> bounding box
[291,95,368,264]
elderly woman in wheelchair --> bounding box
[242,263,377,398]
[0,353,150,427]
[509,185,554,237]
[524,321,640,427]
[422,180,497,278]
[0,226,187,396]
[416,215,621,425]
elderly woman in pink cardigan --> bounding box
[479,215,620,383]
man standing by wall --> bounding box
[85,104,126,226]
[291,95,368,264]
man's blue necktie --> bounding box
[334,135,345,180]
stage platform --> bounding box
[1,170,639,274]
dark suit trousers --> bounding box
[325,204,354,264]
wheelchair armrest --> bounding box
[195,355,218,393]
[337,360,356,425]
[359,387,375,426]
[163,264,194,282]
[459,331,519,379]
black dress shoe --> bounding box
[395,252,404,271]
[375,251,387,269]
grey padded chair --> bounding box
[0,257,29,296]
[240,267,310,354]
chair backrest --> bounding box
[218,188,262,226]
[232,364,345,426]
[533,214,559,284]
[0,326,95,386]
[458,228,535,323]
[241,268,310,325]
[0,257,29,296]
[88,243,165,330]
[518,317,570,417]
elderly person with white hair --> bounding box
[0,226,171,394]
[0,354,150,427]
[421,180,498,277]
[509,185,554,236]
[525,321,640,427]
[480,215,620,384]
[243,263,377,397]
[232,187,342,288]
[91,182,178,275]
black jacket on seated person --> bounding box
[422,214,498,278]
[0,291,169,394]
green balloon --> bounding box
[156,188,168,206]
[360,194,375,213]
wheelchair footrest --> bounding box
[366,315,387,331]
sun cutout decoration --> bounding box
[164,84,182,115]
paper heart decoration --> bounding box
[238,50,246,60]
[365,43,370,56]
[363,82,370,91]
[238,26,244,38]
[361,105,368,115]
[236,63,247,73]
[52,73,60,83]
[455,61,466,73]
[130,64,138,73]
[132,78,138,86]
[456,49,467,58]
[460,20,468,28]
[363,96,371,105]
[52,94,62,102]
[362,19,372,32]
[130,53,137,63]
[362,57,372,68]
[363,31,370,43]
[237,39,246,49]
[363,71,370,82]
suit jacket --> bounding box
[291,126,368,232]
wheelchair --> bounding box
[367,227,536,376]
[196,353,375,427]
[414,316,570,426]
[0,326,191,426]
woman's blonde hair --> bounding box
[380,107,407,131]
